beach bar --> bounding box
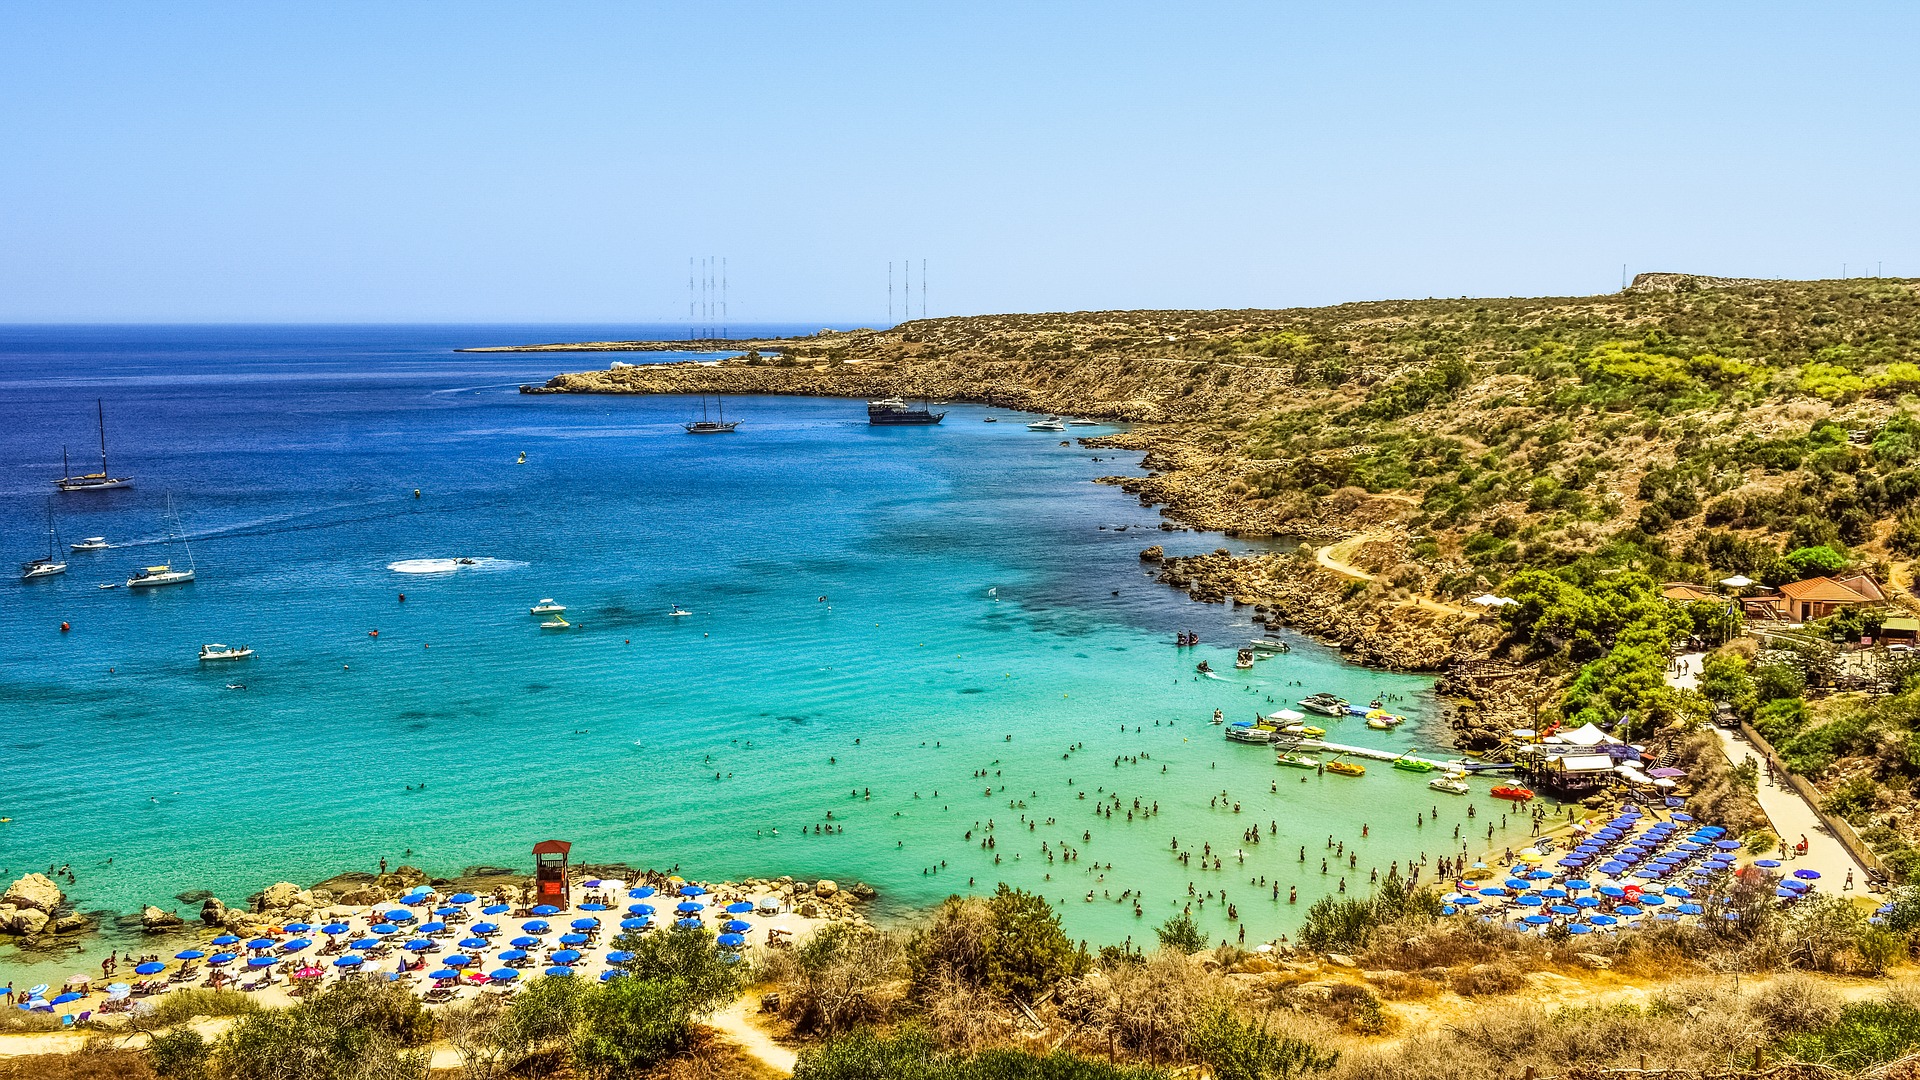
[533,839,571,908]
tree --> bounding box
[149,1029,211,1080]
[571,977,694,1079]
[983,884,1080,1001]
[1154,913,1205,955]
[1782,544,1849,580]
[611,925,742,1018]
[1699,652,1754,709]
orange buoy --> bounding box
[60,622,70,632]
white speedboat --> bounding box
[530,599,566,615]
[540,616,570,630]
[1297,693,1348,717]
[1066,418,1099,426]
[1224,723,1273,744]
[200,644,254,661]
[1249,638,1289,653]
[669,606,692,617]
[71,537,110,552]
[1429,774,1471,796]
[1026,417,1066,431]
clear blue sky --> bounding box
[3,2,1915,323]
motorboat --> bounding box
[96,582,118,589]
[1276,752,1320,769]
[669,606,692,617]
[52,400,132,492]
[199,644,254,661]
[1297,693,1347,717]
[71,537,110,552]
[1429,775,1471,796]
[530,599,566,615]
[1066,418,1099,426]
[1324,760,1365,777]
[1026,416,1066,431]
[982,417,997,423]
[1249,638,1289,653]
[1234,649,1254,670]
[1224,722,1272,744]
[540,616,570,630]
[21,503,68,580]
[1195,660,1212,674]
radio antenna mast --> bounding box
[721,257,728,339]
[688,257,696,339]
[922,259,927,318]
[888,261,894,324]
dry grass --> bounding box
[0,1046,156,1080]
[647,1026,784,1080]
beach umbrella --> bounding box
[334,956,363,967]
[246,938,275,950]
[545,967,574,977]
[134,962,165,975]
[284,922,312,933]
[560,933,589,945]
[1677,842,1704,852]
[679,885,707,897]
[385,910,416,922]
[450,893,477,904]
[498,949,528,961]
[717,933,747,947]
[209,953,237,966]
[430,969,461,980]
[1664,886,1692,898]
[26,984,49,997]
[552,949,582,964]
[490,969,519,981]
[1777,888,1799,898]
[349,938,380,950]
[522,920,551,933]
[1678,904,1704,915]
[459,938,489,950]
[605,951,634,964]
[1541,888,1568,899]
[1442,905,1459,916]
[676,918,702,929]
[1568,924,1593,935]
[50,992,82,1006]
[1504,878,1530,890]
[370,923,398,936]
[434,907,460,917]
[1550,905,1580,916]
[246,957,275,969]
[1477,887,1507,897]
[281,939,312,952]
[175,950,206,960]
[620,918,649,931]
[404,939,434,952]
[443,955,470,967]
[1755,859,1781,868]
[1634,870,1661,880]
[600,970,626,981]
[1590,914,1618,926]
[628,904,655,916]
[322,923,350,935]
[1454,896,1481,906]
[1794,869,1821,880]
[1575,897,1601,908]
[725,920,751,932]
[571,918,599,930]
[1616,906,1643,917]
[1528,870,1553,880]
[630,887,656,899]
[1714,840,1741,851]
[1514,895,1544,907]
[419,921,447,934]
[580,903,608,911]
[676,901,705,913]
[1558,858,1586,868]
[1724,912,1741,921]
[1521,915,1552,926]
[510,936,540,948]
[1671,813,1693,822]
[482,904,510,915]
[472,922,498,934]
[1639,895,1666,906]
[531,904,561,916]
[1565,879,1591,890]
[1598,885,1626,897]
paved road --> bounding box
[1670,652,1874,897]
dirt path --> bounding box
[710,993,797,1077]
[1314,532,1472,618]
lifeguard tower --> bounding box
[533,839,571,908]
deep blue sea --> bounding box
[0,325,1534,976]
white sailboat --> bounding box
[53,400,133,492]
[20,503,68,580]
[127,495,195,589]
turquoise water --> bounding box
[0,326,1538,976]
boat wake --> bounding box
[387,557,526,575]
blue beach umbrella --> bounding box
[370,923,398,936]
[605,951,634,964]
[1671,813,1692,822]
[1589,915,1618,926]
[51,993,82,1006]
[1794,869,1821,880]
[443,955,470,967]
[350,939,380,951]
[322,923,350,935]
[716,933,746,947]
[1442,905,1459,916]
[552,949,582,964]
[497,949,528,961]
[1514,895,1544,907]
[472,922,498,934]
[1616,905,1643,917]
[209,953,237,966]
[419,921,447,934]
[560,933,588,945]
[1639,895,1665,906]
[247,957,275,969]
[628,904,655,916]
[1565,879,1592,890]
[1521,915,1552,926]
[246,938,275,950]
[1541,888,1568,899]
[434,907,460,917]
[580,903,608,911]
[280,939,312,952]
[1550,905,1580,916]
[531,904,561,916]
[600,969,626,981]
[1776,888,1798,898]
[1454,896,1481,906]
[679,885,707,897]
[571,918,598,930]
[459,938,489,950]
[630,887,656,899]
[676,901,704,913]
[510,936,539,948]
[1755,859,1781,868]
[1558,858,1586,868]
[1677,904,1704,915]
[1600,863,1628,875]
[334,956,363,967]
[1477,887,1507,897]
[620,918,649,931]
[1528,871,1553,880]
[284,922,312,933]
[490,969,519,981]
[545,967,574,977]
[1504,878,1530,890]
[134,962,165,975]
[482,904,509,915]
[522,920,550,933]
[676,918,702,929]
[1634,870,1660,880]
[404,939,434,952]
[1664,886,1692,898]
[1714,840,1741,851]
[211,935,240,946]
[175,950,206,960]
[429,969,461,980]
[385,910,415,922]
[1569,924,1593,935]
[725,920,751,932]
[1598,885,1626,898]
[726,901,754,914]
[1575,897,1601,908]
[449,893,477,904]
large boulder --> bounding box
[3,873,64,914]
[0,906,50,935]
[849,882,876,901]
[253,882,304,913]
[142,906,185,931]
[813,879,839,899]
[201,897,229,925]
[336,886,385,907]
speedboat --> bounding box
[1234,649,1254,670]
[530,599,566,615]
[982,417,997,423]
[1429,775,1471,796]
[200,644,254,661]
[669,606,692,617]
[1066,418,1099,426]
[128,564,194,588]
[1297,693,1347,717]
[71,537,110,551]
[1276,752,1320,769]
[1249,638,1289,653]
[540,616,570,630]
[1224,722,1272,744]
[1026,417,1066,431]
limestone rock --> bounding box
[254,882,303,913]
[51,913,91,934]
[1326,953,1357,968]
[814,879,839,899]
[337,886,385,907]
[142,906,186,931]
[3,873,65,914]
[1139,545,1164,562]
[798,901,820,918]
[0,906,50,935]
[849,882,876,901]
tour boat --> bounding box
[867,398,944,425]
[1224,722,1272,744]
[52,400,132,492]
[1491,785,1535,802]
[1429,775,1471,796]
[199,644,254,661]
[530,599,566,615]
[1249,638,1289,653]
[1391,756,1435,773]
[684,396,741,433]
[127,495,195,588]
[71,537,109,551]
[1276,752,1320,769]
[1297,693,1348,717]
[21,505,67,580]
[1026,417,1066,432]
[1324,760,1365,777]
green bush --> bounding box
[794,1026,1171,1080]
[572,977,694,1079]
[983,885,1082,1002]
[213,979,432,1080]
[1188,1007,1340,1080]
[148,1029,211,1080]
[138,988,260,1028]
[1154,913,1205,955]
[1779,1001,1920,1069]
[1297,872,1441,952]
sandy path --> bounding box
[709,994,797,1076]
[1314,533,1471,617]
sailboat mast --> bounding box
[97,399,109,474]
